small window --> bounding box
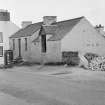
[13,39,15,50]
[25,38,27,51]
[0,32,3,43]
[0,46,3,57]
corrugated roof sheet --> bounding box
[10,16,84,40]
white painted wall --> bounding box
[10,36,32,62]
[10,30,62,63]
[30,32,62,63]
[61,18,105,56]
[30,30,42,63]
[11,17,105,63]
[20,36,32,61]
[10,30,41,62]
[0,21,19,64]
[46,40,62,62]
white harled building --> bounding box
[0,9,20,64]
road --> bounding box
[0,66,105,105]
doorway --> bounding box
[18,38,21,57]
[41,35,46,53]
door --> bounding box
[41,35,46,53]
[18,39,21,57]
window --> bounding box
[25,38,27,51]
[0,46,3,57]
[13,39,15,50]
[0,32,3,43]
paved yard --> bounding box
[0,65,105,105]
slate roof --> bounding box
[48,16,84,41]
[10,22,43,38]
[10,16,84,41]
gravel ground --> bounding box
[0,65,105,105]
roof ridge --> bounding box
[31,16,84,25]
[23,16,84,27]
[10,16,84,38]
[56,16,84,24]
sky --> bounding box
[0,0,105,27]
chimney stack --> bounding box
[95,24,105,35]
[0,9,10,21]
[43,16,57,25]
[21,21,32,28]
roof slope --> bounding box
[48,16,84,41]
[10,22,42,38]
[10,16,84,39]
